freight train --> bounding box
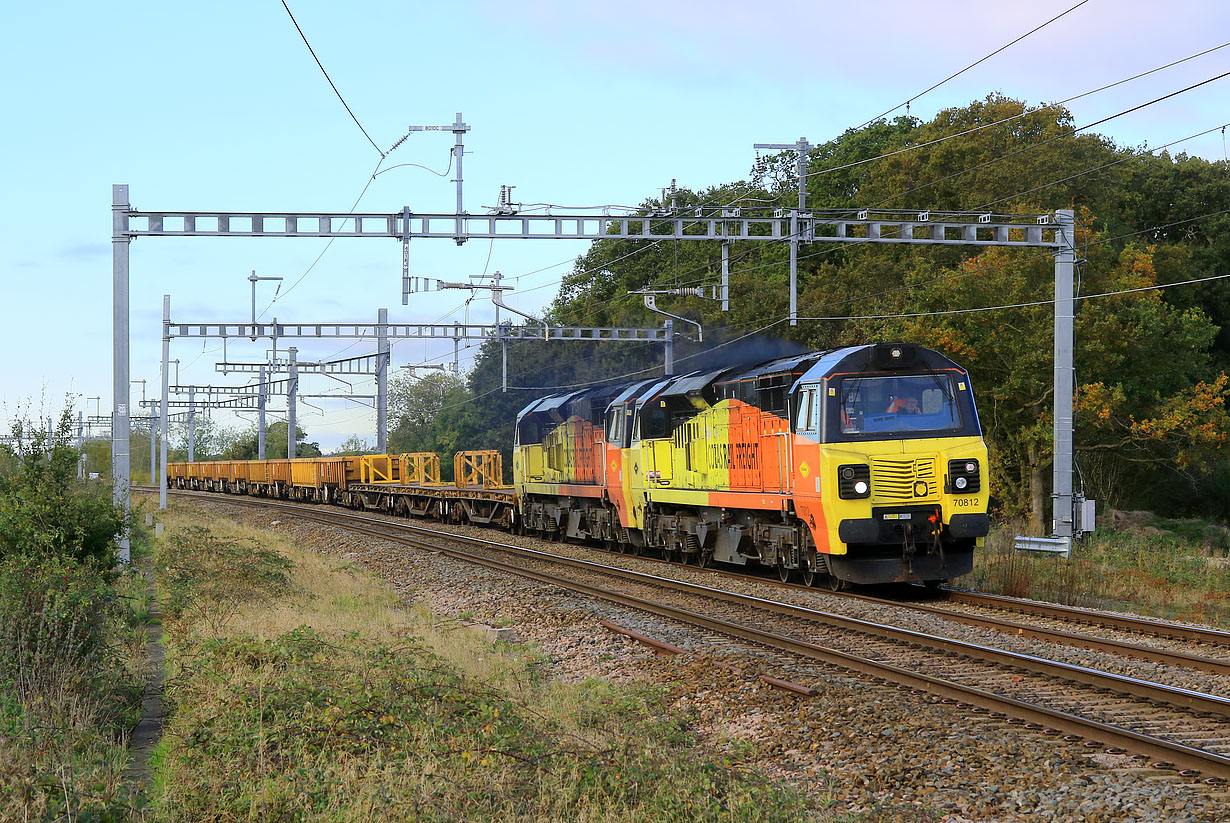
[167,343,990,588]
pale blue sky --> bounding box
[3,1,1227,449]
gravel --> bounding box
[159,494,1230,822]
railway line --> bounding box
[148,488,1230,782]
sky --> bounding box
[2,0,1228,452]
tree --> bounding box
[331,435,373,456]
[221,421,321,459]
[388,371,468,454]
[417,94,1230,522]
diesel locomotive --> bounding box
[514,343,989,587]
[167,342,990,588]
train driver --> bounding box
[885,394,921,415]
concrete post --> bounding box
[149,402,157,490]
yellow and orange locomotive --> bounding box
[514,343,989,587]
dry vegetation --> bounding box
[966,513,1230,627]
[149,503,808,822]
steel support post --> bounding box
[376,307,388,452]
[664,318,674,376]
[1052,209,1076,543]
[400,205,411,305]
[149,404,156,490]
[77,412,84,479]
[287,347,298,459]
[501,334,508,393]
[453,112,466,245]
[111,184,131,562]
[159,294,170,510]
[257,365,267,460]
[720,240,730,312]
[789,217,798,326]
[187,388,196,462]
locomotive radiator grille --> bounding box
[871,457,938,503]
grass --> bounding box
[0,552,149,821]
[149,501,810,822]
[966,514,1230,627]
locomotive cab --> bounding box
[791,344,990,585]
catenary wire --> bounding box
[806,39,1230,183]
[848,0,1093,133]
[281,0,383,157]
[866,68,1230,208]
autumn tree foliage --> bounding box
[410,94,1230,524]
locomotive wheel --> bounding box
[823,574,847,592]
[698,551,713,568]
[777,563,790,583]
[800,567,816,587]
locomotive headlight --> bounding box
[964,461,977,473]
[838,464,871,499]
[890,347,902,359]
[954,476,968,490]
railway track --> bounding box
[150,489,1230,781]
[643,552,1230,677]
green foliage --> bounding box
[330,434,374,456]
[0,554,115,700]
[388,371,482,477]
[220,420,322,460]
[0,553,143,821]
[0,410,125,565]
[155,526,292,635]
[160,627,805,822]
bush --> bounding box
[0,412,125,565]
[0,554,139,821]
[0,554,116,701]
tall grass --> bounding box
[0,555,144,820]
[150,505,809,822]
[967,517,1230,626]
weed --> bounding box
[970,518,1230,626]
